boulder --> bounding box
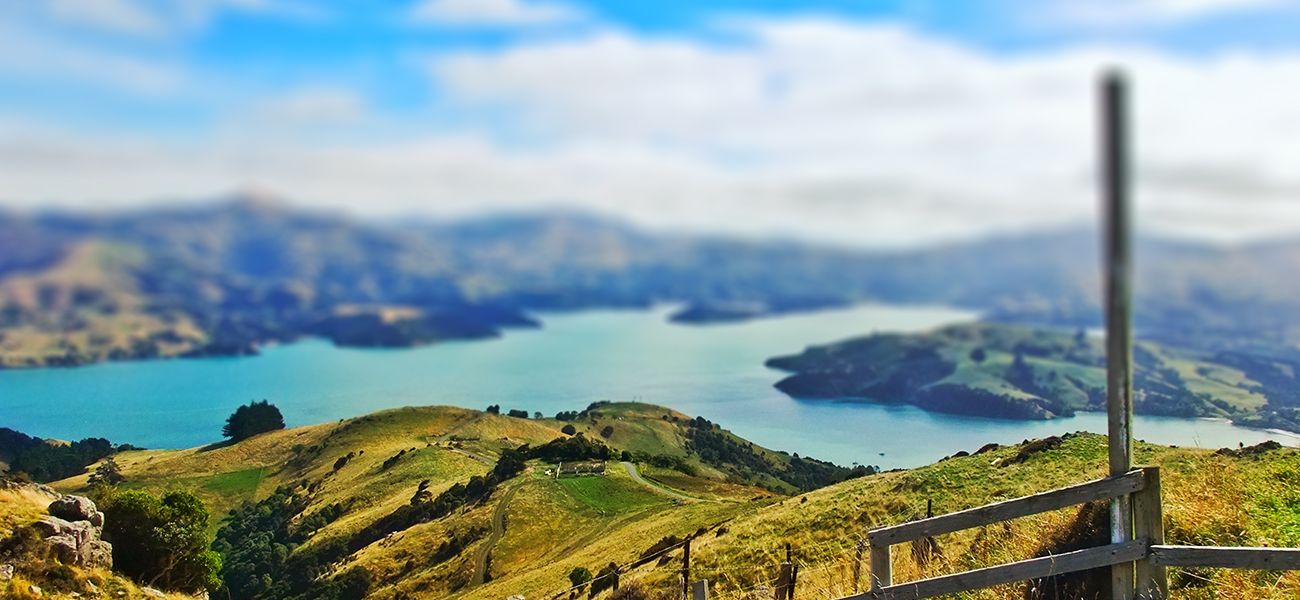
[32,495,112,569]
[86,540,113,570]
[31,516,76,538]
[48,495,98,522]
[46,534,81,565]
[140,587,167,599]
[0,563,13,580]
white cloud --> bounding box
[1042,0,1298,27]
[4,19,1300,247]
[407,0,585,27]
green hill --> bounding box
[3,403,1295,599]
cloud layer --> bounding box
[2,9,1300,247]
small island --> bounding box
[766,322,1300,431]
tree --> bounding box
[507,409,529,419]
[561,424,577,436]
[101,489,222,593]
[486,404,500,414]
[88,457,125,486]
[222,400,285,441]
[568,566,593,590]
[969,347,987,363]
[534,411,544,420]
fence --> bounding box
[838,465,1300,600]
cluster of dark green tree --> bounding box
[223,400,286,441]
[684,417,874,492]
[0,427,137,482]
[212,485,354,600]
[528,433,613,462]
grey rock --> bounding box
[48,495,98,522]
[0,563,13,580]
[31,516,75,537]
[141,586,167,598]
[46,534,80,565]
[86,540,114,570]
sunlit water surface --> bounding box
[2,305,1296,469]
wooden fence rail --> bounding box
[856,467,1158,600]
[834,464,1300,600]
[867,470,1146,546]
[1150,546,1300,570]
[848,540,1148,600]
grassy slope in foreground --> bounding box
[47,403,824,598]
[767,321,1300,430]
[631,434,1300,600]
[32,405,1300,600]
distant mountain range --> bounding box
[2,195,1300,367]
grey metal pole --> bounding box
[1101,69,1136,600]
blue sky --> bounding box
[3,0,1300,246]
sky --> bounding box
[2,0,1300,247]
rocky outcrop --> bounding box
[33,495,112,570]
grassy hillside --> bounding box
[41,403,848,598]
[612,434,1300,600]
[768,322,1300,431]
[13,403,1297,599]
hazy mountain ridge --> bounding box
[4,197,1300,367]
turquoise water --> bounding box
[1,304,1296,469]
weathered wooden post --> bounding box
[774,544,794,600]
[869,538,891,593]
[691,580,709,600]
[682,537,692,600]
[1100,69,1136,600]
[1133,467,1168,598]
[774,563,792,600]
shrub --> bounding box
[222,400,285,441]
[561,424,577,436]
[88,457,125,486]
[101,489,222,593]
[568,566,592,589]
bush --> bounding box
[88,457,125,486]
[561,424,577,436]
[507,409,529,418]
[222,400,285,441]
[568,566,592,589]
[101,489,222,593]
